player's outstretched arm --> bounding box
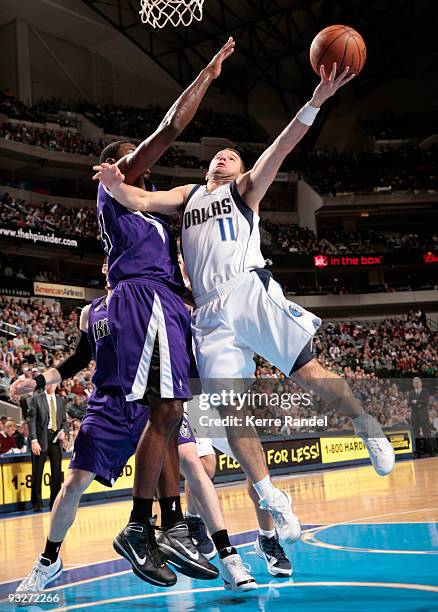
[237,63,355,211]
[93,162,192,213]
[9,305,92,402]
[118,37,235,185]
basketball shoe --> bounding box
[254,534,292,576]
[258,489,301,544]
[113,518,177,587]
[15,555,63,594]
[219,552,258,592]
[187,515,217,560]
[156,521,219,579]
[353,413,395,476]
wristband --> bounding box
[296,102,320,126]
[33,374,46,391]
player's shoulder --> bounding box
[171,183,199,198]
[79,302,92,332]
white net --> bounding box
[139,0,204,28]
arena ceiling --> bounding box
[82,0,438,113]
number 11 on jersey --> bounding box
[217,217,236,241]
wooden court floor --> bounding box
[1,457,437,584]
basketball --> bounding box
[310,25,366,76]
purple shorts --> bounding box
[108,279,197,402]
[70,392,195,487]
[178,416,196,445]
[69,393,149,487]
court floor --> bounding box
[1,457,437,611]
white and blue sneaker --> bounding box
[353,414,395,476]
[259,489,302,544]
[219,552,258,592]
[15,555,63,594]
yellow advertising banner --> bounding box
[0,430,412,508]
[1,456,135,505]
[320,430,412,465]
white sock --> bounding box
[259,527,276,538]
[253,475,276,500]
[352,412,382,436]
[351,412,370,433]
[186,510,201,518]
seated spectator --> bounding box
[0,420,18,453]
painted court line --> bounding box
[47,581,438,612]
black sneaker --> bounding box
[113,518,177,587]
[254,534,292,577]
[157,521,219,580]
[187,515,217,560]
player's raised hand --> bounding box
[206,37,235,79]
[92,162,125,190]
[10,378,36,403]
[310,63,356,107]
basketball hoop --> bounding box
[139,0,204,28]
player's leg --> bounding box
[211,432,293,577]
[109,282,189,586]
[178,438,256,592]
[185,442,217,558]
[246,479,292,576]
[113,396,180,587]
[292,357,395,475]
[155,419,218,580]
[193,294,302,544]
[216,398,301,544]
[16,468,95,594]
[236,271,394,476]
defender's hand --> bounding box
[92,162,125,190]
[10,378,36,402]
[206,37,235,79]
[310,63,356,108]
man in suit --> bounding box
[409,377,433,457]
[28,384,68,511]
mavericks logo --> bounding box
[289,305,303,318]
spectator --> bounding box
[0,420,18,453]
[27,384,68,511]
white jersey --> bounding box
[181,181,265,299]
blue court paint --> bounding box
[2,523,437,611]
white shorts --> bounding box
[192,270,320,380]
[196,436,215,458]
[195,436,237,461]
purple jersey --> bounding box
[97,183,184,291]
[87,296,120,392]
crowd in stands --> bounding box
[3,89,438,196]
[2,187,436,259]
[263,220,438,256]
[362,111,438,141]
[0,296,88,452]
[1,91,268,144]
[77,101,268,144]
[3,121,437,196]
[252,309,438,435]
[1,192,97,240]
[0,121,105,157]
[275,146,438,195]
[0,293,436,449]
